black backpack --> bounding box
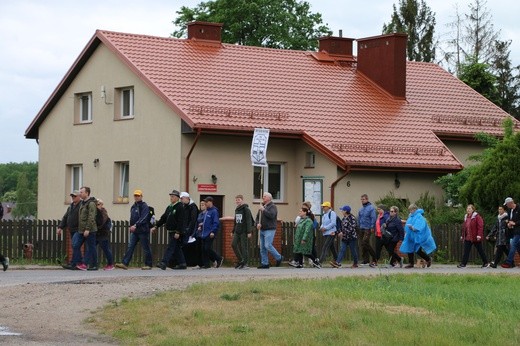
[328,212,342,232]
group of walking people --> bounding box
[289,194,437,269]
[37,189,520,271]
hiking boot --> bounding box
[115,263,128,270]
[156,262,167,270]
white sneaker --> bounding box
[288,260,299,267]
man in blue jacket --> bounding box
[200,196,224,269]
[358,194,377,265]
[116,189,153,270]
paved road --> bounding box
[1,264,519,288]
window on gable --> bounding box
[75,92,92,124]
[115,161,130,202]
[253,163,285,201]
[114,87,134,119]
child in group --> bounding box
[486,205,510,268]
[330,205,358,268]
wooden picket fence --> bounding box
[0,219,502,267]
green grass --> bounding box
[91,274,520,345]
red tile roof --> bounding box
[27,30,517,171]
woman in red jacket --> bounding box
[457,204,489,268]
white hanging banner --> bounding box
[250,128,270,167]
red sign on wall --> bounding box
[198,184,217,192]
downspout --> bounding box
[330,166,351,209]
[185,129,202,194]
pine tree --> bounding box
[492,40,520,118]
[382,0,436,62]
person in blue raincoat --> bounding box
[400,204,436,268]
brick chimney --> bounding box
[318,36,354,57]
[187,21,223,42]
[356,33,407,99]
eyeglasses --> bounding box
[390,210,396,213]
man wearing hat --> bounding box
[501,197,520,268]
[57,190,82,269]
[331,205,359,268]
[153,190,187,270]
[116,189,153,270]
[200,196,224,268]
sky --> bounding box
[1,0,518,164]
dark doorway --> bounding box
[200,195,224,217]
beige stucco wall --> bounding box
[38,44,182,220]
[443,140,485,167]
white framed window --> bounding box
[253,163,285,201]
[121,88,134,117]
[76,93,92,123]
[116,161,130,199]
[65,164,83,201]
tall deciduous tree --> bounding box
[382,0,436,62]
[172,0,331,50]
[12,172,37,219]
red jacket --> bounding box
[462,212,484,242]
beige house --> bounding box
[26,22,516,221]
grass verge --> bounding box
[91,274,520,345]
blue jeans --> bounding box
[336,239,358,264]
[259,230,281,266]
[97,239,113,266]
[122,232,153,267]
[72,231,97,266]
[505,234,520,265]
[162,233,186,265]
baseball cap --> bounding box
[504,197,514,205]
[340,205,351,212]
[133,189,143,196]
[180,192,190,198]
[70,190,80,197]
[203,196,214,202]
[321,201,331,208]
[169,190,180,197]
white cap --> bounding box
[180,192,190,199]
[504,197,514,205]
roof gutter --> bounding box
[185,129,202,193]
[330,166,351,209]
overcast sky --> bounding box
[1,0,518,164]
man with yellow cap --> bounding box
[116,189,153,270]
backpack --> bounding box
[328,212,342,232]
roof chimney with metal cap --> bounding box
[187,21,223,42]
